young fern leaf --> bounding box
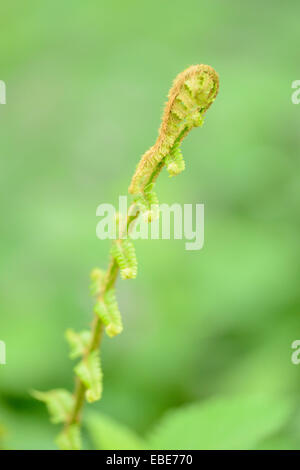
[94,289,123,338]
[74,351,103,403]
[110,239,137,280]
[65,329,92,359]
[129,64,219,195]
[44,64,219,450]
[32,389,75,424]
[122,239,138,277]
[165,141,185,177]
[115,211,128,240]
[134,182,159,222]
[56,424,81,451]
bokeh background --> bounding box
[0,0,300,450]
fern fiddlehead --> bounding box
[34,64,219,449]
[129,64,219,196]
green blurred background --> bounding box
[0,0,300,450]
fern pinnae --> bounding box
[122,239,138,278]
[94,299,111,327]
[89,268,105,296]
[94,289,123,338]
[32,389,75,424]
[74,350,103,403]
[65,329,92,359]
[111,239,137,280]
[134,183,159,222]
[56,423,81,451]
[128,64,219,195]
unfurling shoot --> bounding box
[35,64,219,450]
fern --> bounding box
[32,389,75,424]
[56,424,81,451]
[89,268,105,296]
[65,329,91,359]
[128,65,218,195]
[110,239,137,280]
[36,64,219,449]
[165,141,185,177]
[74,351,103,403]
[94,288,123,338]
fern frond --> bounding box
[165,141,185,177]
[65,329,91,359]
[105,289,123,337]
[129,64,219,195]
[134,183,159,222]
[94,289,123,338]
[56,424,81,450]
[74,351,102,403]
[94,299,110,326]
[114,211,128,239]
[89,268,105,296]
[110,239,137,279]
[46,64,219,450]
[32,389,74,424]
[121,239,138,277]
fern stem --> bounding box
[66,210,138,429]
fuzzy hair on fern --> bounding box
[34,64,219,450]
